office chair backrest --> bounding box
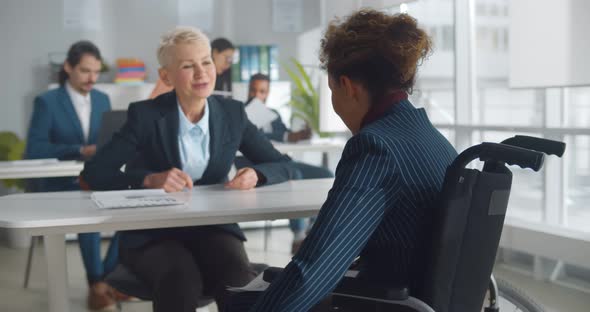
[97,110,127,150]
[421,141,547,312]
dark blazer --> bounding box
[81,91,297,248]
[25,86,111,191]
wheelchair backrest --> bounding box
[421,163,512,312]
[418,136,565,312]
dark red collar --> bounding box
[361,90,408,128]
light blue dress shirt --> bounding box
[177,100,210,181]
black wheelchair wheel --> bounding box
[496,278,546,312]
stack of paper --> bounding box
[91,189,185,209]
[245,98,278,132]
[0,159,59,167]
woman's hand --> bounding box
[143,168,193,192]
[225,167,259,190]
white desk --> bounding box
[0,160,84,179]
[0,178,333,312]
[273,138,346,154]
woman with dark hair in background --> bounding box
[247,10,458,311]
[25,40,121,310]
[211,37,235,94]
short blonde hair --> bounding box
[157,26,210,67]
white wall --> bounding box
[0,0,323,138]
[0,0,113,138]
[230,0,321,76]
[509,0,590,88]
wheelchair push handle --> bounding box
[479,142,545,172]
[501,135,566,157]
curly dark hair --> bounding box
[320,9,431,101]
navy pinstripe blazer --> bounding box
[250,99,458,311]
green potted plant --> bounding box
[284,58,331,138]
[0,131,26,190]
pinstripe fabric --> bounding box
[249,99,457,312]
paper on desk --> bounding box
[91,189,187,209]
[226,273,270,293]
[245,98,278,133]
[0,158,59,167]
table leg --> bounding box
[44,234,69,312]
[321,151,329,168]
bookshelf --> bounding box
[232,45,280,83]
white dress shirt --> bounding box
[65,82,92,143]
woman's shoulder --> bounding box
[36,86,64,103]
[345,131,391,157]
[127,92,175,118]
[209,95,244,109]
[208,95,247,119]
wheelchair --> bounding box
[227,135,565,312]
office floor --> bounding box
[0,227,588,312]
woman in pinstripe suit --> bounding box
[249,9,458,312]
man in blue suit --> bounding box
[246,73,311,143]
[25,41,119,310]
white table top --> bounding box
[273,138,346,153]
[0,179,333,235]
[0,160,84,179]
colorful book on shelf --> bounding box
[240,46,250,82]
[231,48,241,82]
[269,45,279,81]
[259,45,270,76]
[233,45,279,82]
[248,45,259,79]
[114,58,146,84]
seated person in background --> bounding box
[247,10,458,311]
[247,73,311,143]
[211,37,235,95]
[148,37,236,99]
[239,73,334,254]
[25,40,121,310]
[81,26,298,312]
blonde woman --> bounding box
[82,27,296,312]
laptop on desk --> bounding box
[97,110,128,150]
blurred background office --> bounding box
[0,0,589,311]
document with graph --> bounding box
[91,189,187,209]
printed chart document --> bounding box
[91,189,187,209]
[245,98,277,132]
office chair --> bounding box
[228,135,565,312]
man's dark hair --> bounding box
[211,38,235,52]
[58,40,102,86]
[249,73,270,84]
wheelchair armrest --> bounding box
[261,267,409,301]
[262,266,283,282]
[333,270,409,301]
